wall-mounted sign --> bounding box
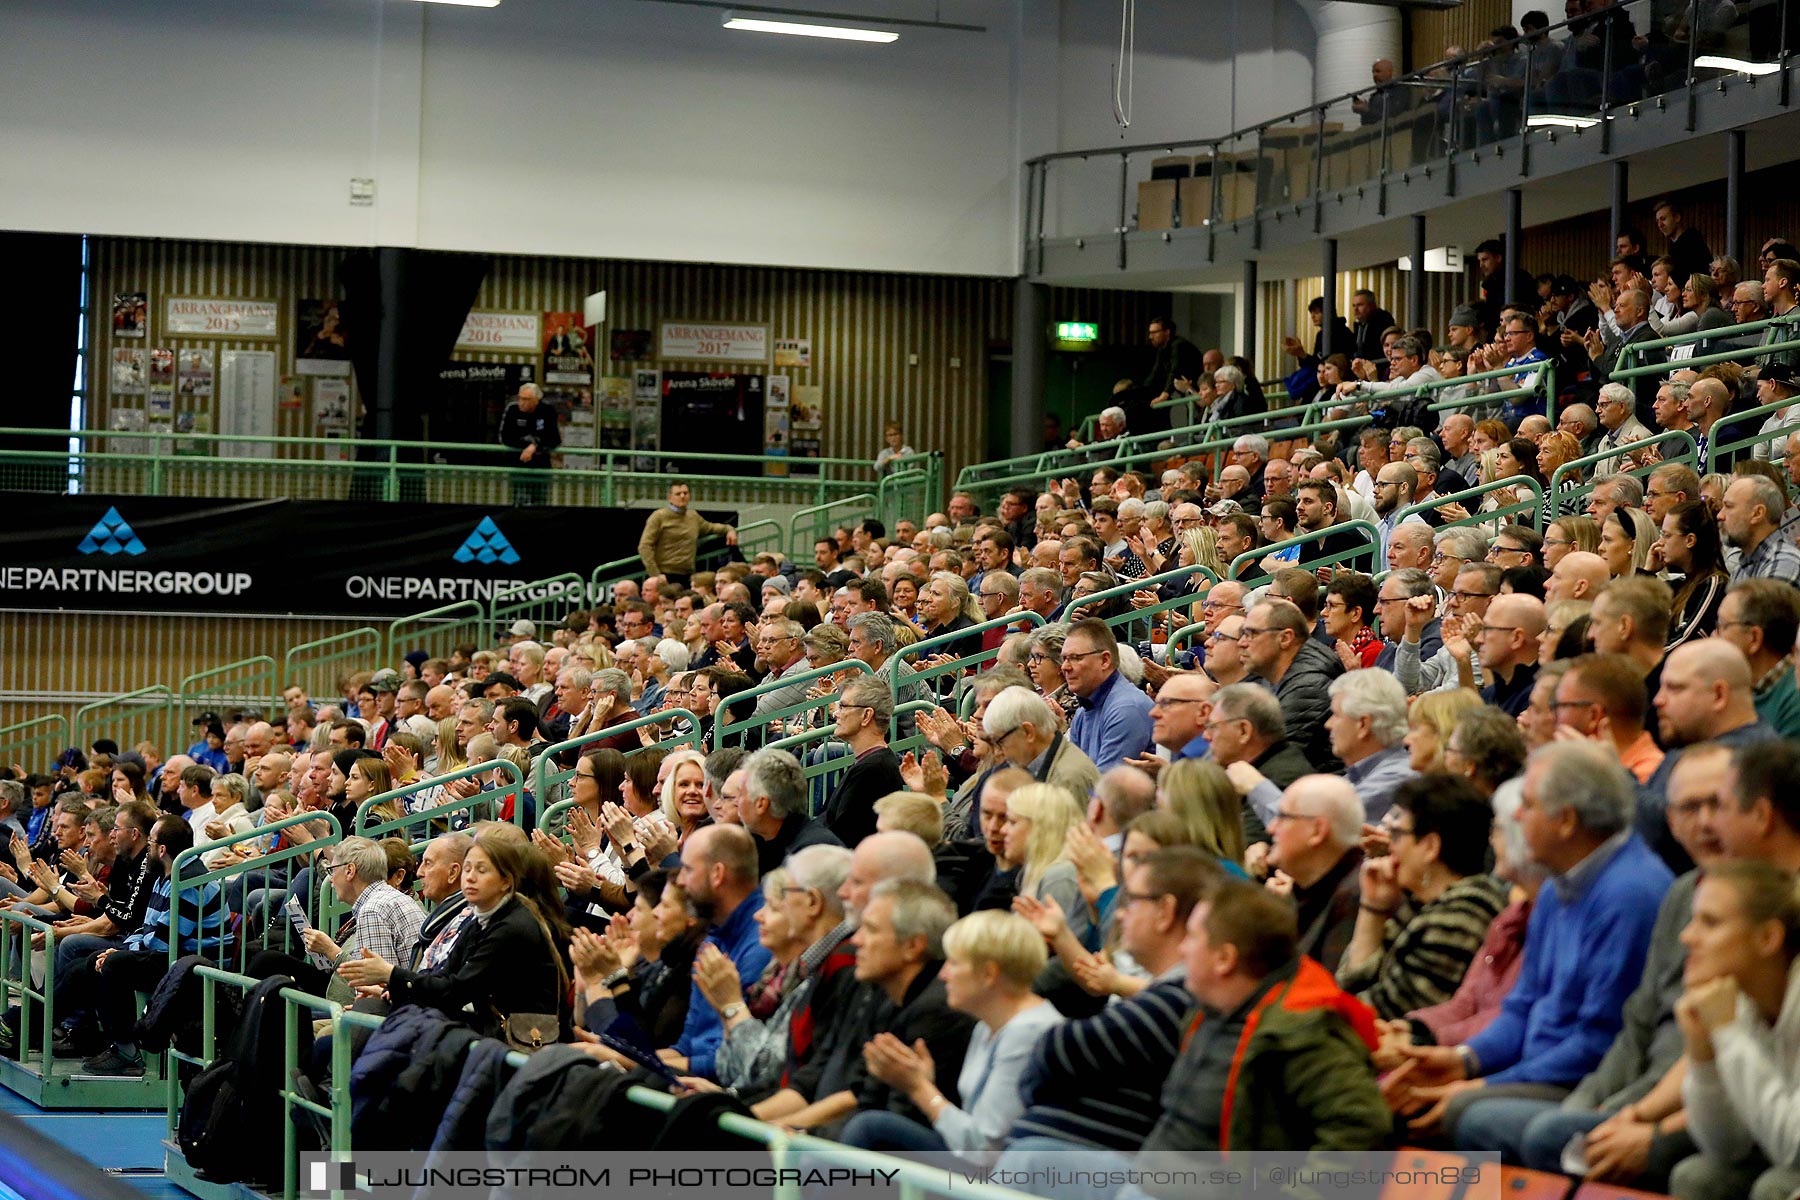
[1054,321,1099,343]
[1396,246,1464,273]
[659,321,770,364]
[165,298,279,338]
[455,310,542,353]
[774,338,812,368]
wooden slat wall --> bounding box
[1256,263,1474,384]
[89,239,356,453]
[1521,163,1800,283]
[86,236,1171,489]
[1410,0,1514,70]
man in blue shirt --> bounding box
[80,815,225,1075]
[1063,619,1154,773]
[1392,742,1672,1145]
[663,824,771,1079]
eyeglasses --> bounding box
[1118,888,1168,907]
[1207,630,1239,644]
[1542,536,1572,547]
[1269,808,1314,824]
[1387,823,1418,842]
[1240,625,1276,638]
[1152,696,1207,710]
[1451,588,1496,601]
[990,726,1020,744]
[1060,649,1105,663]
[1549,698,1600,712]
[1474,623,1521,636]
[1431,551,1470,565]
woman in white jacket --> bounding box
[1675,860,1800,1200]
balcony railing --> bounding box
[1025,0,1795,273]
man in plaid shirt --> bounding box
[1724,475,1800,588]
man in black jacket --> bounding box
[823,678,907,848]
[498,382,559,507]
[750,877,970,1135]
[1349,288,1396,367]
[739,748,844,875]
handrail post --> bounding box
[1116,151,1130,270]
[1378,95,1391,215]
[1685,0,1701,132]
[150,433,165,495]
[1782,0,1793,109]
[1207,141,1222,260]
[385,445,398,503]
[1599,16,1615,152]
[1311,104,1326,233]
[1517,40,1535,175]
[602,452,616,508]
[1542,361,1557,429]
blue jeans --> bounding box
[838,1110,949,1153]
[1451,1089,1578,1162]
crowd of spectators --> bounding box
[7,213,1800,1200]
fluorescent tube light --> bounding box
[407,0,501,7]
[1526,113,1600,128]
[722,11,897,41]
[1696,54,1783,76]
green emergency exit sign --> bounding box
[1055,321,1099,343]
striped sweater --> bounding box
[1336,873,1509,1022]
[1009,974,1192,1150]
[122,858,226,955]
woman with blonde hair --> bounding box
[435,716,466,773]
[1600,507,1662,578]
[1002,783,1094,948]
[658,748,712,848]
[918,571,981,660]
[1403,688,1484,773]
[1156,759,1249,875]
[1535,430,1584,522]
[846,909,1064,1159]
[1541,514,1599,569]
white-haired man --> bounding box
[739,748,844,875]
[983,686,1100,807]
[1324,670,1417,821]
[1265,775,1366,972]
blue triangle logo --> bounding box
[453,516,520,565]
[76,506,146,556]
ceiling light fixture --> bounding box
[1696,54,1783,76]
[406,0,501,7]
[722,11,897,41]
[1526,113,1600,129]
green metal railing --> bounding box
[1394,475,1545,535]
[1617,310,1800,364]
[1703,396,1800,473]
[178,655,279,723]
[1544,430,1700,528]
[714,661,873,748]
[529,708,706,820]
[0,427,944,514]
[175,810,351,971]
[1074,562,1221,646]
[788,494,877,558]
[0,716,70,773]
[1226,518,1380,579]
[354,758,528,845]
[1611,334,1800,381]
[385,600,487,664]
[887,613,1045,759]
[281,628,382,702]
[878,468,931,533]
[73,684,177,760]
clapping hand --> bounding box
[1070,951,1129,998]
[693,942,745,1014]
[337,948,395,987]
[862,1033,935,1093]
[570,926,624,980]
[553,859,596,895]
[599,801,637,849]
[531,828,573,866]
[1065,822,1116,906]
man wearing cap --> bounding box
[638,482,737,588]
[183,718,228,774]
[365,669,402,751]
[503,618,537,646]
[1751,364,1800,466]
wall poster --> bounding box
[790,384,824,469]
[111,293,147,339]
[295,299,352,377]
[110,348,147,394]
[280,376,308,411]
[148,348,175,396]
[178,348,214,397]
[773,338,811,368]
[764,374,791,476]
[541,310,594,420]
[631,368,661,472]
[598,377,632,450]
[108,407,149,457]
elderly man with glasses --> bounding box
[1397,562,1498,695]
[1592,383,1652,475]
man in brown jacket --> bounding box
[637,482,737,586]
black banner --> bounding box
[0,493,735,616]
